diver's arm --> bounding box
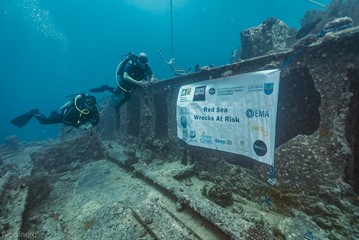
[60,100,72,111]
[123,72,149,87]
[146,68,157,83]
[80,113,99,130]
[149,74,158,83]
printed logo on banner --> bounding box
[209,88,216,95]
[179,107,189,115]
[179,88,192,103]
[264,83,274,95]
[248,84,263,92]
[181,88,192,96]
[182,129,188,139]
[180,116,188,139]
[247,121,269,137]
[186,130,197,143]
[215,138,233,145]
[235,138,249,152]
[180,117,187,128]
[239,139,248,151]
[193,86,206,101]
[200,133,213,144]
[190,130,196,138]
[253,140,267,156]
[246,109,270,118]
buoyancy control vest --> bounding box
[115,52,138,93]
[62,94,99,128]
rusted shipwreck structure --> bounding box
[1,13,359,240]
[94,25,359,239]
[114,27,359,195]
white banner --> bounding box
[176,69,280,165]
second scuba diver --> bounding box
[11,93,100,130]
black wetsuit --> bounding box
[34,94,100,128]
[110,60,152,109]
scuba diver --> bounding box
[11,93,100,130]
[90,52,154,110]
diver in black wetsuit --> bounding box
[11,93,100,130]
[90,52,154,110]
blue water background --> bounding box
[0,0,328,143]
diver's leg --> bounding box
[114,92,132,129]
[90,84,118,95]
[90,84,109,93]
[107,86,118,95]
[34,111,63,125]
[117,92,131,109]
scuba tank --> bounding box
[115,52,138,92]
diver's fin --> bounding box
[90,84,109,93]
[10,109,38,128]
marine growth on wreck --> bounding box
[1,1,359,239]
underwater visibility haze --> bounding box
[2,1,359,239]
[0,0,325,143]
